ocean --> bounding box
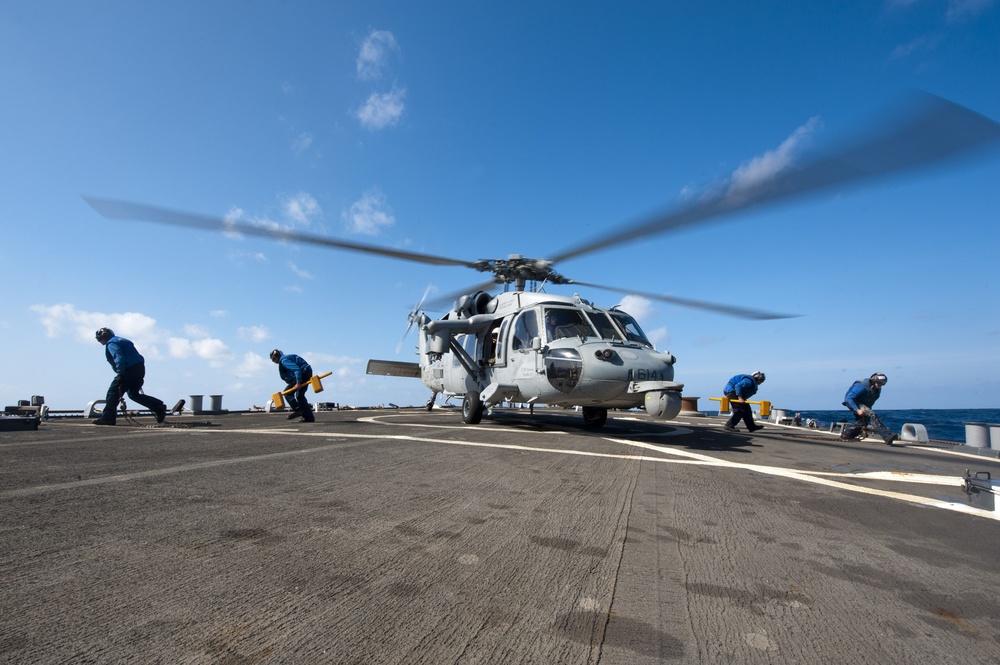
[761,408,1000,444]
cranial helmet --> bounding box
[95,328,114,343]
[752,371,766,383]
[871,372,888,385]
[270,349,283,361]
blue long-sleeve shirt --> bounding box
[724,374,758,400]
[277,354,312,384]
[104,336,145,373]
[844,379,881,411]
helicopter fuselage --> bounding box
[412,290,683,426]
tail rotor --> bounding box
[396,285,432,353]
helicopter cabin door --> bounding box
[505,308,543,390]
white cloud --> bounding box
[288,261,315,280]
[616,295,654,322]
[227,249,268,264]
[166,336,232,365]
[647,326,669,348]
[210,310,228,318]
[29,303,235,368]
[234,352,271,379]
[305,352,362,367]
[883,0,996,21]
[357,29,399,80]
[167,337,194,359]
[223,206,250,239]
[30,303,158,346]
[889,33,943,60]
[282,192,322,226]
[342,187,395,235]
[292,132,313,154]
[727,116,822,195]
[191,338,233,367]
[946,0,995,21]
[678,184,698,201]
[183,324,211,339]
[355,87,406,130]
[238,325,271,343]
[218,195,323,274]
[677,117,822,204]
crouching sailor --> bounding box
[270,349,316,422]
[722,371,766,433]
[841,372,898,445]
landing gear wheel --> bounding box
[462,392,484,424]
[582,406,608,429]
[425,393,436,411]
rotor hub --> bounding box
[472,256,570,288]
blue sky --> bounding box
[2,1,998,413]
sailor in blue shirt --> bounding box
[722,371,766,432]
[270,349,316,422]
[93,328,167,425]
[841,373,897,444]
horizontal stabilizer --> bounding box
[366,359,421,379]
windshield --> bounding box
[609,311,653,347]
[544,307,595,341]
[584,311,624,341]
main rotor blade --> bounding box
[569,280,796,320]
[83,196,475,269]
[552,92,1000,264]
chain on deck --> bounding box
[120,412,216,428]
[117,400,216,428]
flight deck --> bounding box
[1,408,997,663]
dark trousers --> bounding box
[285,371,314,418]
[842,408,893,442]
[100,363,165,423]
[725,400,756,430]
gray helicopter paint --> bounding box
[383,291,685,419]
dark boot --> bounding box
[840,424,862,440]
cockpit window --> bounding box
[511,310,540,351]
[609,311,653,347]
[584,311,624,341]
[544,308,594,341]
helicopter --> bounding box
[84,92,1000,428]
[368,260,691,427]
